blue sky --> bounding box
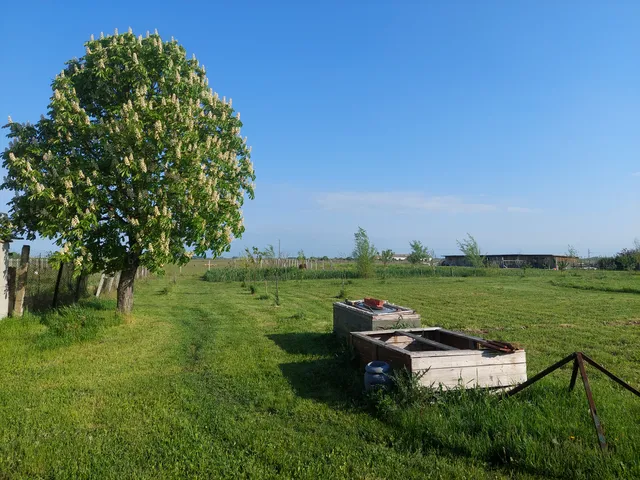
[1,1,639,258]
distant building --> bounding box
[443,254,578,269]
[392,253,434,264]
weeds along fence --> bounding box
[202,264,556,283]
[6,251,150,315]
[7,256,102,313]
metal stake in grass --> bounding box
[504,351,640,451]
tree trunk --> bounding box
[52,263,64,308]
[117,262,138,314]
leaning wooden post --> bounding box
[106,275,115,293]
[14,245,30,316]
[52,263,64,308]
[95,273,106,297]
[7,266,16,317]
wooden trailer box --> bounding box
[333,300,421,340]
[350,328,527,389]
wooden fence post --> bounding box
[106,275,115,293]
[7,267,16,317]
[80,274,89,296]
[74,274,82,303]
[52,263,64,308]
[74,273,89,302]
[95,273,106,297]
[14,245,30,316]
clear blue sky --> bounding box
[1,1,639,258]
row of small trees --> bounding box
[353,228,434,278]
[351,228,483,277]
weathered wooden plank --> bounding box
[376,346,413,372]
[434,329,475,349]
[421,372,527,389]
[394,331,457,351]
[333,303,421,340]
[413,351,527,370]
[372,316,421,330]
[351,332,413,370]
[106,275,115,293]
[95,274,106,297]
[360,327,440,336]
[384,338,413,349]
[351,332,415,357]
[7,267,16,317]
[14,245,30,316]
[417,363,527,389]
[410,348,523,358]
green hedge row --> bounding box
[200,265,557,283]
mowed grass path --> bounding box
[0,271,639,478]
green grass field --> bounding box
[1,268,639,478]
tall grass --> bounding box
[369,379,625,478]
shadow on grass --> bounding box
[267,332,341,356]
[268,332,363,405]
[278,358,362,406]
[551,280,640,295]
[78,297,116,311]
[26,291,75,313]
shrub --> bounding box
[353,227,378,278]
[407,240,432,265]
[457,234,486,268]
[616,248,640,271]
[597,257,617,270]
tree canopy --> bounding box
[406,240,431,265]
[457,233,485,268]
[380,249,394,266]
[1,29,255,312]
[352,227,378,278]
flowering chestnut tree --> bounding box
[1,29,255,313]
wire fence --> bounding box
[5,254,124,313]
[7,257,103,312]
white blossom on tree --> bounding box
[1,30,255,313]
